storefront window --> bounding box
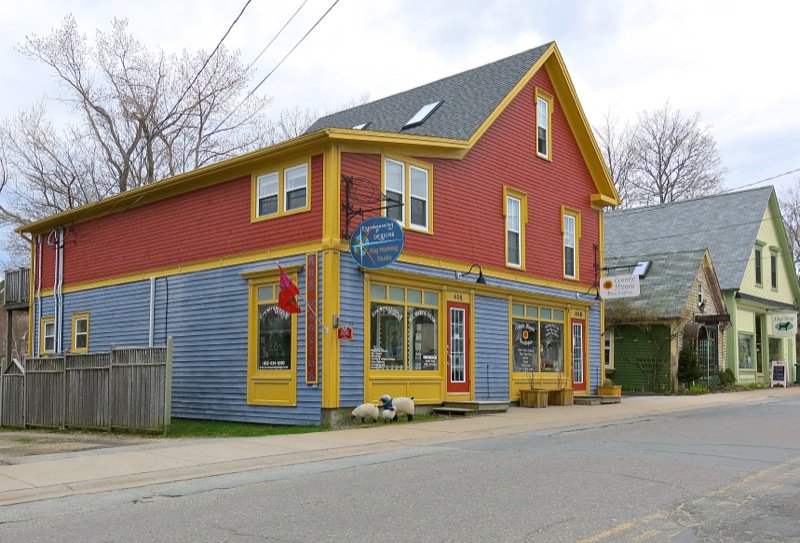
[511,304,564,373]
[541,323,564,372]
[738,333,754,369]
[370,283,439,371]
[512,319,538,372]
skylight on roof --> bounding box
[403,100,443,129]
[353,122,370,130]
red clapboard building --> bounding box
[22,42,618,425]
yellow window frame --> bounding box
[40,316,55,355]
[503,186,528,270]
[251,158,312,223]
[71,312,90,353]
[247,270,298,406]
[535,88,554,160]
[561,206,581,280]
[381,154,434,234]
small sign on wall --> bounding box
[337,326,353,341]
[771,313,797,337]
[771,360,787,388]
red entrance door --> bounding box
[447,302,470,394]
[571,319,587,392]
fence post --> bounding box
[164,336,173,434]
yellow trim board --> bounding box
[42,241,324,296]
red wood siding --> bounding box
[38,154,324,287]
[341,70,600,286]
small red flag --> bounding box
[278,265,301,314]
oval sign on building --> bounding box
[349,216,404,269]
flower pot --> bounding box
[519,388,548,408]
[549,387,574,406]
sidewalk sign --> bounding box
[771,360,787,388]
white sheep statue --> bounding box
[380,394,415,421]
[351,403,379,423]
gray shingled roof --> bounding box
[305,43,553,140]
[604,187,774,290]
[604,250,706,319]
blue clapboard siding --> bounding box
[51,255,321,426]
[64,281,151,350]
[474,295,509,400]
[589,303,601,395]
[338,256,365,406]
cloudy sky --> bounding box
[1,0,799,250]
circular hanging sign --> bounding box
[349,216,405,269]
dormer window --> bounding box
[403,101,443,129]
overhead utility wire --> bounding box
[210,0,341,134]
[163,0,253,123]
[718,166,800,194]
[245,0,309,72]
[611,167,800,220]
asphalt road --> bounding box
[2,394,799,542]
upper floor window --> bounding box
[535,89,553,160]
[562,208,580,279]
[770,249,778,289]
[253,162,309,221]
[383,156,432,232]
[697,283,704,306]
[754,245,763,286]
[72,313,90,353]
[504,187,527,269]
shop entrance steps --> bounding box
[433,401,510,417]
[574,395,622,406]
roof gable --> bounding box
[307,42,618,207]
[307,44,553,140]
[604,187,775,290]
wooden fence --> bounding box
[0,338,172,432]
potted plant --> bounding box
[598,378,622,397]
[549,371,574,406]
[518,365,548,408]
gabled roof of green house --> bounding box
[605,249,709,320]
[604,186,774,291]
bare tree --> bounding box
[0,15,274,231]
[597,102,726,207]
[595,110,636,207]
[779,180,800,270]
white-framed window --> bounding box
[535,89,553,160]
[604,329,614,370]
[738,333,754,369]
[507,195,521,267]
[253,162,309,220]
[409,165,429,230]
[385,158,405,223]
[284,164,308,212]
[503,187,527,269]
[564,214,576,278]
[697,283,704,306]
[382,156,432,232]
[257,172,279,217]
[72,313,89,352]
[41,317,55,354]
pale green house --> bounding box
[604,186,799,386]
